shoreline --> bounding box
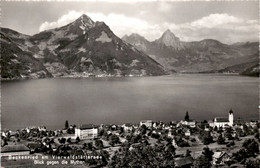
[1,72,254,82]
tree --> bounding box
[139,125,147,135]
[242,139,259,156]
[76,136,80,143]
[202,147,213,161]
[233,148,248,162]
[66,138,71,144]
[185,149,191,157]
[95,139,104,149]
[98,129,105,137]
[65,120,69,129]
[165,144,175,155]
[245,159,260,168]
[200,131,213,145]
[185,111,189,121]
[217,134,226,144]
[194,155,211,168]
[109,134,120,146]
[86,142,94,151]
[2,138,8,146]
[59,138,66,144]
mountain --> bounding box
[122,30,259,73]
[240,64,259,77]
[0,29,52,79]
[154,29,185,50]
[122,34,151,52]
[1,14,166,80]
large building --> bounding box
[179,120,196,128]
[75,124,98,140]
[213,109,234,128]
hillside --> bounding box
[122,30,259,73]
[1,14,166,80]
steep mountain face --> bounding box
[122,34,151,52]
[123,30,259,73]
[154,29,185,50]
[1,14,166,80]
[0,29,52,79]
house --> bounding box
[1,145,30,157]
[212,151,231,166]
[208,120,214,127]
[140,120,153,128]
[153,122,159,128]
[180,120,196,128]
[110,124,118,130]
[213,109,234,128]
[122,123,133,132]
[38,126,46,132]
[213,118,230,128]
[249,120,258,127]
[174,156,193,168]
[184,129,191,137]
[74,124,98,140]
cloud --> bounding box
[39,10,161,40]
[171,13,258,43]
[157,2,173,13]
[39,11,258,44]
[189,13,243,28]
[39,11,82,32]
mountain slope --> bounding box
[240,64,259,77]
[0,29,52,79]
[123,30,259,73]
[1,14,166,80]
[55,20,165,76]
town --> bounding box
[1,110,260,168]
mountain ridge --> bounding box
[1,14,258,80]
[122,30,259,74]
[1,14,166,80]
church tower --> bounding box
[229,109,234,126]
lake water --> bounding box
[1,74,259,130]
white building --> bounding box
[184,129,191,136]
[213,109,234,128]
[140,120,153,128]
[180,120,196,128]
[75,124,98,140]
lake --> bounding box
[1,74,258,130]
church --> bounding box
[212,109,234,128]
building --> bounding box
[122,123,133,132]
[1,145,30,157]
[213,151,231,165]
[180,120,196,128]
[140,120,153,128]
[249,120,258,127]
[184,129,191,137]
[74,124,98,140]
[213,109,234,128]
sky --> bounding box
[1,0,259,44]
